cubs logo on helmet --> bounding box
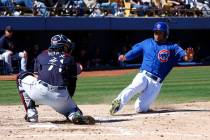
[158,49,170,62]
[156,24,162,30]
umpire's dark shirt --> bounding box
[34,50,77,86]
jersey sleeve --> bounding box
[125,42,144,61]
[62,56,78,79]
[174,44,186,61]
[62,56,78,97]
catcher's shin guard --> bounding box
[17,85,36,111]
[16,71,36,111]
[17,87,38,122]
[16,72,38,122]
[16,73,28,112]
[19,90,28,112]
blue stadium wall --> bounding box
[1,17,210,30]
[0,17,210,70]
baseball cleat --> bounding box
[25,114,38,123]
[110,99,121,115]
[25,108,38,123]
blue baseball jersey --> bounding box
[34,50,77,86]
[125,38,186,81]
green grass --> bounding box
[0,80,19,105]
[0,66,210,105]
[157,66,210,104]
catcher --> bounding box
[16,34,95,125]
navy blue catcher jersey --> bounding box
[125,38,186,81]
[34,50,77,86]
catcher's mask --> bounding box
[49,34,74,53]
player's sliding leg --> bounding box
[110,73,147,115]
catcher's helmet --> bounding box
[153,22,169,38]
[49,34,73,52]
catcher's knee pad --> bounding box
[16,71,34,87]
[17,71,34,81]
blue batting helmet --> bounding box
[153,22,169,38]
[49,34,73,52]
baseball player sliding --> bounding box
[16,34,95,125]
[110,22,194,115]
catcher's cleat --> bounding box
[69,112,95,125]
[24,114,38,123]
[25,108,38,123]
[76,106,83,115]
[110,99,121,115]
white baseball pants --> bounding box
[116,72,162,112]
[20,75,77,116]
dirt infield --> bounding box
[0,102,210,140]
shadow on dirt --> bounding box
[49,118,132,124]
[144,108,210,114]
[95,118,132,124]
[112,109,210,116]
[50,120,71,124]
[47,109,210,124]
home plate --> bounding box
[29,123,58,128]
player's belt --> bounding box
[38,80,66,90]
[141,70,162,83]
